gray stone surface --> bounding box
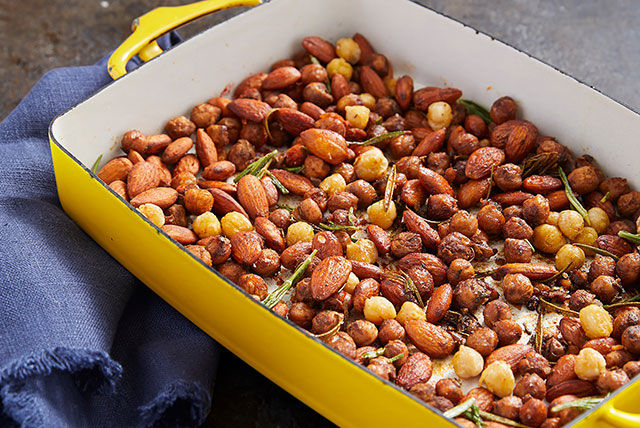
[1,1,638,426]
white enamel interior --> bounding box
[52,0,640,190]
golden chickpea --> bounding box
[367,200,397,229]
[480,360,515,397]
[532,224,566,253]
[354,147,389,181]
[427,101,453,130]
[384,77,396,97]
[396,302,426,325]
[363,296,397,325]
[555,244,585,271]
[319,173,347,195]
[220,212,253,238]
[558,210,584,239]
[326,58,353,80]
[335,38,361,64]
[359,93,376,109]
[286,221,315,246]
[138,203,165,227]
[546,211,559,226]
[588,207,610,234]
[344,272,360,294]
[574,348,606,380]
[574,226,598,252]
[345,105,371,129]
[452,345,484,379]
[347,238,378,264]
[192,212,221,238]
[579,304,613,339]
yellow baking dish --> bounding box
[49,0,640,426]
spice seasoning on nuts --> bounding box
[99,32,640,427]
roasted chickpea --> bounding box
[363,296,396,325]
[580,304,613,339]
[597,369,630,393]
[326,57,353,80]
[288,302,316,328]
[519,398,547,428]
[396,301,426,325]
[477,203,505,235]
[502,273,533,305]
[345,105,370,129]
[447,259,475,285]
[286,221,315,246]
[493,320,522,346]
[367,200,397,229]
[409,382,436,403]
[555,244,585,271]
[480,360,515,397]
[622,325,640,354]
[494,163,522,192]
[613,308,640,339]
[220,212,253,238]
[449,210,478,237]
[452,345,484,378]
[590,275,620,304]
[588,207,610,234]
[466,327,499,357]
[503,238,533,263]
[616,252,640,286]
[503,217,533,239]
[138,203,165,227]
[346,319,378,346]
[436,378,463,405]
[568,289,596,312]
[514,373,546,400]
[354,147,389,181]
[335,37,361,64]
[427,101,453,130]
[494,396,522,421]
[523,194,550,226]
[532,224,566,253]
[557,210,584,239]
[347,238,378,264]
[378,319,406,344]
[574,347,606,380]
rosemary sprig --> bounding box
[263,108,280,142]
[263,249,317,308]
[276,204,294,212]
[573,243,619,261]
[265,170,290,194]
[91,153,103,173]
[525,239,535,252]
[618,230,640,245]
[362,347,385,361]
[285,165,304,173]
[534,307,544,354]
[539,298,579,317]
[317,222,361,232]
[384,165,397,212]
[234,150,279,182]
[349,131,409,146]
[387,352,405,363]
[604,294,640,310]
[520,152,558,178]
[550,396,604,413]
[457,99,491,124]
[600,191,611,203]
[543,261,573,283]
[465,404,485,428]
[474,269,496,279]
[386,269,424,308]
[444,398,477,419]
[559,167,591,225]
[478,410,533,428]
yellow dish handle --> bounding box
[107,0,262,80]
[600,401,640,427]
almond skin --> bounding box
[403,209,440,250]
[301,36,336,63]
[546,380,597,402]
[426,284,453,323]
[310,256,352,300]
[109,180,128,200]
[262,66,301,90]
[404,319,455,358]
[360,66,387,98]
[559,317,588,348]
[465,147,506,180]
[412,129,445,157]
[397,253,447,285]
[130,187,178,209]
[145,134,172,155]
[195,128,218,168]
[202,160,236,181]
[485,344,534,371]
[209,188,249,218]
[492,191,534,206]
[161,225,197,244]
[277,108,315,136]
[522,175,562,194]
[269,169,315,195]
[97,157,133,184]
[494,263,558,280]
[162,136,193,165]
[505,122,538,162]
[462,388,495,412]
[396,352,432,389]
[418,166,454,196]
[127,161,160,198]
[237,175,269,219]
[395,75,414,111]
[254,217,285,252]
[300,128,349,165]
[230,231,263,265]
[458,178,491,209]
[227,98,272,122]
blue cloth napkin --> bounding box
[0,34,220,428]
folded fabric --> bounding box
[0,34,220,428]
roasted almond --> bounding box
[162,137,193,164]
[127,150,145,165]
[260,176,279,207]
[457,178,491,209]
[584,337,617,355]
[127,161,160,198]
[492,191,534,206]
[397,253,447,285]
[403,209,440,250]
[146,155,171,187]
[198,180,237,196]
[301,36,336,63]
[413,87,462,111]
[366,224,391,255]
[426,284,452,323]
[145,134,172,155]
[202,160,236,181]
[418,166,454,196]
[310,256,352,300]
[161,224,197,244]
[353,33,375,63]
[234,73,267,98]
[97,157,133,184]
[237,175,269,219]
[490,120,520,149]
[596,234,634,258]
[269,169,315,195]
[395,75,413,111]
[494,263,558,280]
[230,231,263,265]
[108,180,128,200]
[396,352,432,390]
[405,320,455,358]
[360,66,387,98]
[462,387,495,412]
[227,98,272,122]
[350,261,383,280]
[548,355,578,388]
[559,317,588,348]
[281,241,313,270]
[546,189,570,211]
[173,154,200,176]
[465,147,505,180]
[277,108,315,136]
[262,66,301,90]
[195,128,218,168]
[412,128,445,157]
[209,188,249,218]
[485,344,534,371]
[254,217,285,252]
[130,187,178,209]
[546,380,597,402]
[522,175,562,194]
[330,74,351,101]
[300,128,349,165]
[505,122,538,162]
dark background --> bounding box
[1,1,638,426]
